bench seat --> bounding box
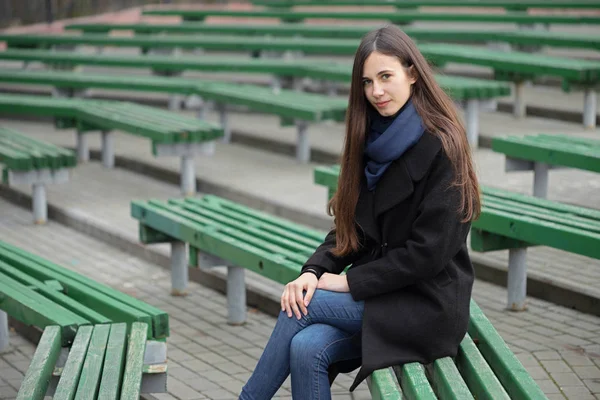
[0,239,169,343]
[130,194,546,399]
[65,22,600,52]
[16,322,167,400]
[0,126,75,223]
[492,134,600,197]
[0,93,222,194]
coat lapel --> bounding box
[373,132,442,219]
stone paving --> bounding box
[0,196,599,399]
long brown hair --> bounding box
[329,25,480,257]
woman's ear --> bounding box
[408,65,418,85]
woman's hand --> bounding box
[317,273,350,293]
[281,273,318,319]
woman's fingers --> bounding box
[288,286,302,319]
[295,285,307,316]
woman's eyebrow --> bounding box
[362,69,394,79]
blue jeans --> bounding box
[239,289,364,400]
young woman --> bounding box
[240,25,480,400]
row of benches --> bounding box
[250,0,600,9]
[129,194,549,399]
[0,239,169,397]
[65,21,600,52]
[0,32,597,128]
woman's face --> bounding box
[362,51,416,117]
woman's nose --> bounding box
[372,82,384,97]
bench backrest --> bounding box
[0,240,169,340]
[17,322,150,400]
[130,194,546,398]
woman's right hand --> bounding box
[281,273,318,319]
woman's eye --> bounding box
[363,79,372,85]
[381,74,391,80]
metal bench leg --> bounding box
[197,100,214,120]
[583,88,597,129]
[326,82,338,97]
[101,131,115,168]
[168,95,183,111]
[292,77,303,91]
[507,248,528,311]
[533,162,549,198]
[513,81,526,118]
[0,310,9,353]
[271,77,282,94]
[171,241,188,296]
[465,99,479,148]
[180,155,196,196]
[296,121,310,163]
[32,183,47,224]
[227,266,246,325]
[218,104,231,144]
[76,131,89,162]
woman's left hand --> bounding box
[317,273,350,292]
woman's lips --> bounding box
[375,100,390,108]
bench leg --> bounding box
[180,155,196,196]
[465,99,479,148]
[218,104,231,144]
[507,248,528,311]
[533,162,549,198]
[0,310,9,353]
[296,121,310,164]
[171,241,188,296]
[32,183,47,224]
[583,88,597,129]
[326,82,338,97]
[168,95,183,111]
[101,131,115,168]
[197,100,214,120]
[513,81,527,119]
[76,131,89,162]
[227,266,246,325]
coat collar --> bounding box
[355,132,442,242]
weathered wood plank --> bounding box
[120,322,148,400]
[53,325,94,400]
[97,323,127,400]
[16,326,62,400]
[74,324,111,400]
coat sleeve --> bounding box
[302,228,368,276]
[346,153,472,301]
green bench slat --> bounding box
[0,50,511,101]
[0,240,169,339]
[53,325,94,400]
[0,271,85,344]
[456,334,510,399]
[368,368,403,400]
[141,8,600,25]
[97,323,128,400]
[468,301,548,399]
[251,0,600,9]
[64,22,600,52]
[492,134,600,173]
[15,326,63,400]
[74,324,111,400]
[120,322,148,400]
[396,363,437,400]
[430,357,474,400]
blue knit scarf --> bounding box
[364,99,425,191]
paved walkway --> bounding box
[0,195,599,399]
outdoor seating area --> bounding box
[0,0,599,398]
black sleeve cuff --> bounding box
[301,265,327,279]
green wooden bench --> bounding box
[130,194,547,399]
[492,134,600,198]
[0,126,76,224]
[141,8,600,25]
[251,0,600,10]
[0,68,347,163]
[0,33,596,128]
[312,166,600,311]
[16,322,167,399]
[0,239,169,344]
[64,22,600,52]
[0,93,222,194]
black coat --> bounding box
[303,132,474,391]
